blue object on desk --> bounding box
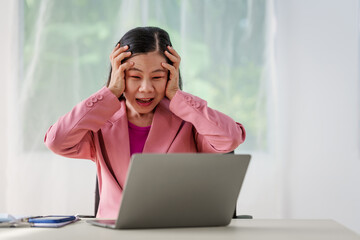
[28,215,76,224]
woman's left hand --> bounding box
[162,46,181,100]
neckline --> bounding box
[128,121,151,130]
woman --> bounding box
[44,26,246,218]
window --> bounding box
[21,0,267,153]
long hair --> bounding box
[106,27,182,98]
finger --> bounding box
[117,61,134,79]
[112,45,129,56]
[111,61,134,87]
[164,50,179,64]
[112,43,120,53]
[110,45,129,63]
[161,62,178,79]
[164,51,180,70]
[165,46,181,69]
[114,43,121,50]
[120,61,135,73]
[167,45,181,59]
[112,51,132,70]
[161,62,176,72]
[112,43,120,51]
[113,51,131,66]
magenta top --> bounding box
[128,121,151,156]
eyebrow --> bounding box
[128,67,167,73]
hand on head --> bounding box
[162,46,181,100]
[108,44,134,98]
[107,44,181,101]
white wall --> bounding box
[275,0,360,234]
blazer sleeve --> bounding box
[169,90,246,153]
[44,87,121,160]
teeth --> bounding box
[137,98,152,103]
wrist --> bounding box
[107,86,122,98]
[167,89,179,101]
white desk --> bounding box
[1,219,359,240]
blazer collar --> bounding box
[101,98,183,187]
[108,98,183,153]
[144,98,183,153]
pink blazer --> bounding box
[44,87,246,218]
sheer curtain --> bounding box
[2,0,274,216]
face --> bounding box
[123,51,168,116]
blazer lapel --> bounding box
[143,98,183,153]
[101,100,131,188]
[99,98,183,187]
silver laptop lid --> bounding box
[115,153,251,229]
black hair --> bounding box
[106,26,182,96]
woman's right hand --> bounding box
[108,44,134,98]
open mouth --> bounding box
[136,98,154,106]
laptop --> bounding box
[87,153,251,229]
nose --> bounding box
[138,78,154,93]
